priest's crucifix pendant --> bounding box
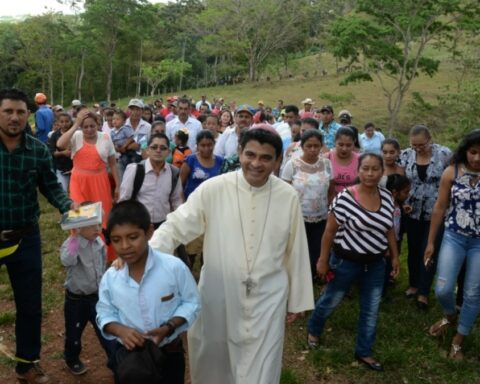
[242,276,256,296]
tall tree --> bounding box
[197,0,309,81]
[328,0,480,136]
[81,0,147,103]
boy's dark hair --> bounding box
[364,122,375,130]
[197,115,207,124]
[105,200,151,242]
[148,133,170,147]
[239,128,283,158]
[0,88,29,106]
[104,108,115,117]
[301,117,319,130]
[55,112,73,122]
[175,129,189,145]
[284,105,299,116]
[386,173,411,192]
[153,114,166,123]
[114,109,127,121]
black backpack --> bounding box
[130,161,180,201]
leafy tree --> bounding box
[328,0,480,136]
[142,59,192,97]
[81,0,148,103]
[197,0,309,81]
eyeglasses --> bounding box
[410,141,430,150]
[149,145,169,151]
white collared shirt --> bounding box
[166,117,202,150]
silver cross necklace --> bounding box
[236,172,272,296]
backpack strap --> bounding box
[130,161,146,201]
[169,164,180,200]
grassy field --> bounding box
[113,51,466,147]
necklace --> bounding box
[236,173,272,296]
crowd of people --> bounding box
[0,88,479,383]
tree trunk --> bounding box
[48,62,54,104]
[248,55,256,82]
[60,69,64,106]
[107,54,113,104]
[179,37,186,91]
[78,49,85,101]
[213,55,218,85]
[136,40,143,97]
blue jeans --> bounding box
[308,252,385,357]
[0,229,42,374]
[64,290,115,367]
[435,229,480,336]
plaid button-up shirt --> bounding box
[0,132,72,228]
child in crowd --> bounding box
[60,203,115,375]
[172,128,192,169]
[102,108,115,135]
[48,113,73,192]
[205,114,220,141]
[110,110,136,171]
[96,200,200,384]
[384,174,411,294]
[380,138,405,186]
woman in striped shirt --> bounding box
[307,153,399,372]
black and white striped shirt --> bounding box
[331,187,394,256]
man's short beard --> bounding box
[0,127,23,137]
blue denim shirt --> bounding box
[96,247,201,346]
[400,143,451,220]
[319,120,342,149]
[35,105,54,143]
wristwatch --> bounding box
[161,320,176,337]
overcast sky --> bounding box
[0,0,167,17]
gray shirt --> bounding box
[60,235,106,295]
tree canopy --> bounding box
[0,0,477,132]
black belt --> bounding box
[66,289,99,300]
[0,224,36,242]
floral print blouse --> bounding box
[400,143,451,221]
[445,167,480,237]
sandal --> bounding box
[449,343,464,361]
[307,334,320,349]
[428,317,454,337]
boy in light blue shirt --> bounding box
[96,200,200,384]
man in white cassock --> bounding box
[150,127,314,384]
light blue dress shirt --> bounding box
[359,131,385,154]
[96,247,200,346]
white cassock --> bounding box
[150,171,314,384]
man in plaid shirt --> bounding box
[0,88,74,384]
